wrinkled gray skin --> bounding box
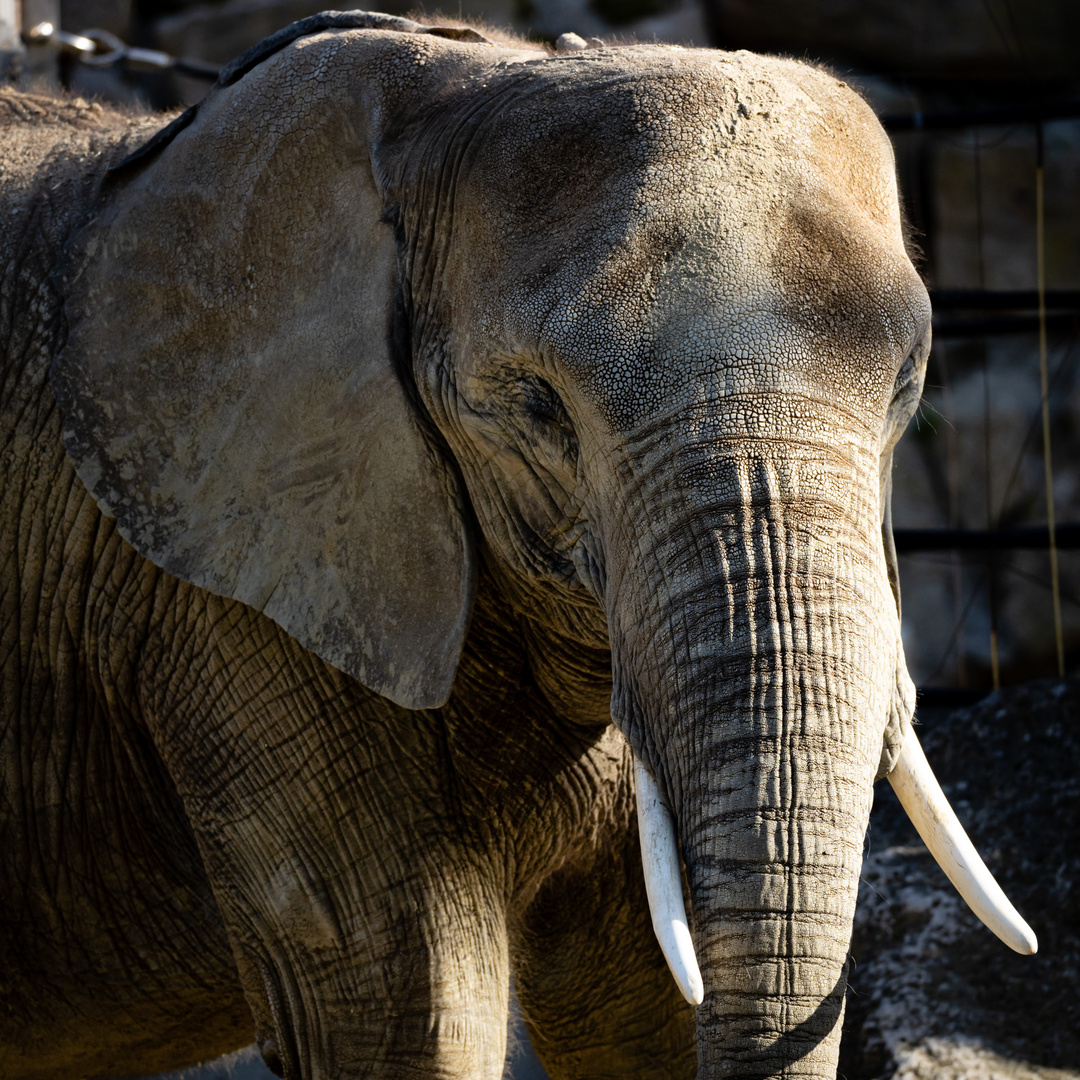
[0,12,930,1080]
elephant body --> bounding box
[1,12,1021,1080]
[0,87,690,1079]
[1,93,250,1075]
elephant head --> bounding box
[54,13,1035,1078]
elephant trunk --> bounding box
[606,431,1035,1077]
[604,442,899,1078]
[675,688,872,1079]
[679,621,877,1078]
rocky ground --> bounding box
[124,1045,272,1080]
[840,679,1080,1080]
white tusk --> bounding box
[887,730,1038,955]
[634,756,704,1005]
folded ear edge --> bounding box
[110,11,492,178]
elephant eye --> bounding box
[511,374,580,470]
[519,376,570,430]
[892,326,930,404]
[893,353,916,398]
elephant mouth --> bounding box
[633,734,1037,1007]
[255,953,307,1080]
[257,1035,287,1079]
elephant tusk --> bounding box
[633,756,704,1005]
[887,731,1038,955]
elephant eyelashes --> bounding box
[514,376,580,462]
[892,353,917,401]
[892,331,930,407]
[519,376,569,428]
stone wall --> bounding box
[701,0,1080,82]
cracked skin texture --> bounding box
[2,16,929,1080]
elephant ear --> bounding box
[54,24,477,709]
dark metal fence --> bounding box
[885,102,1080,705]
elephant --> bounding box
[0,10,1037,1080]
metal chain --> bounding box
[23,21,219,81]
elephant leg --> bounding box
[230,859,512,1080]
[341,869,512,1080]
[511,808,696,1080]
[145,593,514,1080]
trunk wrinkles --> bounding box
[604,434,903,1079]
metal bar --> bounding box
[883,101,1080,131]
[1035,127,1066,677]
[172,56,219,80]
[20,21,220,81]
[933,313,1079,337]
[894,523,1080,553]
[929,289,1080,311]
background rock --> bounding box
[841,681,1080,1079]
[888,111,1080,693]
[700,0,1080,83]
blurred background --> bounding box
[1,1,1077,1078]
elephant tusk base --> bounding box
[887,731,1038,955]
[634,756,704,1006]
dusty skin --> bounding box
[0,11,956,1080]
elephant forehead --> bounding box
[536,193,926,431]
[468,47,897,224]
[453,48,923,427]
